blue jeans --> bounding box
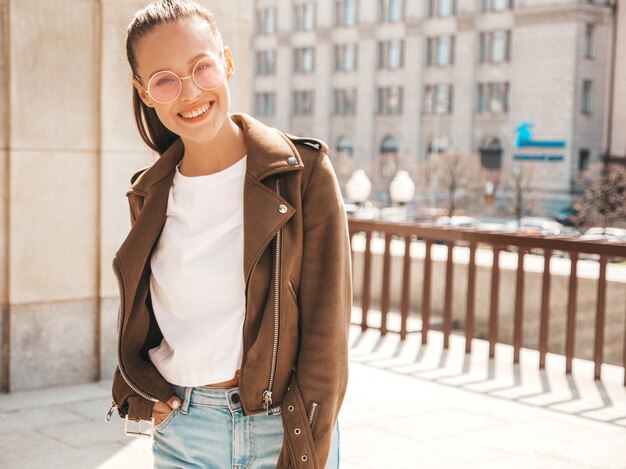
[152,384,340,468]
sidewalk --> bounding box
[1,325,624,468]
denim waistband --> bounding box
[171,383,241,414]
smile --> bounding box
[178,101,214,121]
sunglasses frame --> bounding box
[144,54,228,104]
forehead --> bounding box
[134,17,221,77]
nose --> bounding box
[179,75,202,102]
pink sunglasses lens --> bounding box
[149,71,181,103]
[193,58,226,89]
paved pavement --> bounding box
[1,325,625,468]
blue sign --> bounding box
[514,121,566,148]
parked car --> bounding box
[435,216,482,228]
[577,227,626,262]
[505,217,567,236]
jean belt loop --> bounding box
[181,387,193,414]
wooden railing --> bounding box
[347,218,626,386]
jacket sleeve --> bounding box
[110,168,171,423]
[278,151,352,467]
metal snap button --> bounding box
[301,454,308,462]
[294,428,301,435]
[231,393,240,404]
[288,405,295,412]
[278,204,288,214]
[287,156,297,165]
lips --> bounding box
[178,101,214,120]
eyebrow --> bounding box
[148,53,211,79]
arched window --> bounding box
[426,134,449,154]
[479,136,503,170]
[380,135,399,154]
[379,135,399,180]
[336,135,354,157]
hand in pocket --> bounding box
[152,395,181,426]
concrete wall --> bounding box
[351,236,626,367]
[1,0,252,392]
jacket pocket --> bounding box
[287,278,298,306]
[154,407,180,433]
[306,400,320,431]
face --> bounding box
[132,17,235,144]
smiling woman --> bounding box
[108,1,351,468]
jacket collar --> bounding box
[129,112,304,195]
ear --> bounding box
[132,78,154,107]
[223,46,235,79]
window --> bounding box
[477,82,510,113]
[255,50,275,76]
[335,0,358,27]
[254,92,275,116]
[585,24,594,58]
[377,86,403,115]
[256,8,276,34]
[336,135,354,156]
[481,0,512,12]
[293,90,315,115]
[582,80,592,114]
[479,30,511,63]
[578,149,590,173]
[380,0,403,22]
[294,3,315,31]
[428,0,455,17]
[424,84,453,114]
[334,43,358,71]
[378,39,404,69]
[294,47,315,74]
[333,88,357,115]
[426,35,455,66]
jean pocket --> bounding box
[154,407,180,432]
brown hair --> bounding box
[126,0,224,154]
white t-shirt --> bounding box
[148,155,247,386]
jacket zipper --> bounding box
[262,176,282,413]
[307,401,319,426]
[108,257,159,418]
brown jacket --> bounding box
[110,112,352,468]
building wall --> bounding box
[0,0,252,392]
[252,0,617,208]
[610,0,626,159]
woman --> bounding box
[105,1,352,468]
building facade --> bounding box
[251,0,618,209]
[0,0,252,392]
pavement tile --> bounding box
[0,431,70,464]
[39,416,129,448]
[0,406,87,434]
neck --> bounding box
[178,114,247,176]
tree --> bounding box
[414,152,484,216]
[502,164,536,228]
[574,162,626,229]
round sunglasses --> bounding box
[144,55,227,104]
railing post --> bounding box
[594,255,608,380]
[565,253,578,374]
[380,232,392,336]
[443,241,455,349]
[513,247,526,364]
[539,249,552,369]
[361,231,372,332]
[400,235,412,340]
[465,241,477,354]
[421,239,433,345]
[489,247,501,358]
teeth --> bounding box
[180,103,211,119]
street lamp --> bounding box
[346,169,374,219]
[388,170,415,220]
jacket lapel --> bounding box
[115,112,304,301]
